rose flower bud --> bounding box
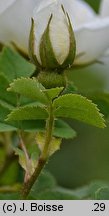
[29,0,76,71]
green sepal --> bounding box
[60,7,76,69]
[29,18,42,68]
[39,11,76,70]
[40,15,60,70]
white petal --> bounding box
[33,0,70,64]
[0,0,38,52]
[33,0,56,64]
[50,7,70,64]
[60,0,96,28]
[34,0,57,14]
[74,17,109,65]
[0,0,16,15]
[34,0,97,29]
[103,49,109,57]
[100,0,109,17]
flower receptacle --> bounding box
[37,71,67,89]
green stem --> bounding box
[20,103,54,199]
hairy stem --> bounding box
[20,103,54,199]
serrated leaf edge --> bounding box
[5,105,49,122]
[54,93,106,128]
[7,77,45,92]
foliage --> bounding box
[0,46,108,200]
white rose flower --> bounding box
[100,0,109,17]
[0,0,109,66]
[0,0,39,52]
[70,0,109,65]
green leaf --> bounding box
[0,47,43,128]
[33,188,78,200]
[19,120,45,132]
[54,94,105,128]
[36,132,62,156]
[0,104,11,121]
[8,77,48,105]
[0,104,18,132]
[22,119,76,139]
[29,171,56,199]
[54,119,77,139]
[43,87,64,100]
[95,187,109,200]
[0,119,76,140]
[0,122,17,132]
[0,193,20,200]
[29,171,78,200]
[0,73,17,107]
[0,100,14,111]
[0,70,36,113]
[0,103,77,138]
[63,81,78,94]
[0,116,77,139]
[70,180,109,200]
[0,161,19,185]
[88,181,109,199]
[73,185,89,199]
[0,119,44,133]
[6,106,48,121]
[0,120,45,133]
[0,47,35,82]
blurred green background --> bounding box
[47,0,109,189]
